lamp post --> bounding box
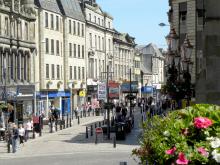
[165,28,193,109]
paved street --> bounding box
[0,108,142,165]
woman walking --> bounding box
[18,124,25,146]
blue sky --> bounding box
[96,0,169,48]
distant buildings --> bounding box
[0,0,165,123]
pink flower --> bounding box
[197,147,208,157]
[176,152,189,165]
[194,117,213,129]
[165,147,176,155]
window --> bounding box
[82,45,84,59]
[5,17,9,36]
[77,22,80,36]
[180,11,187,25]
[81,24,84,37]
[89,33,92,48]
[89,13,91,21]
[45,12,48,27]
[56,40,59,55]
[51,39,54,54]
[61,65,63,79]
[46,64,49,79]
[74,44,76,57]
[69,43,72,57]
[56,16,59,30]
[108,22,110,28]
[102,37,104,50]
[51,14,54,29]
[98,18,100,25]
[61,42,63,56]
[94,16,96,23]
[78,45,80,58]
[73,21,76,35]
[98,36,100,50]
[51,64,55,79]
[25,22,28,40]
[78,67,81,80]
[57,65,60,79]
[95,35,97,49]
[102,19,104,26]
[82,67,85,79]
[69,20,71,34]
[108,39,111,51]
[74,66,77,80]
[69,66,72,79]
[197,9,204,25]
[45,38,49,53]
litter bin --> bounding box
[115,122,126,140]
[95,109,100,116]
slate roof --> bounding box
[35,0,62,14]
[58,0,85,22]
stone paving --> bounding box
[0,107,142,161]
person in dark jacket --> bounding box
[11,123,19,153]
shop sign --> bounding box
[121,81,138,93]
[79,90,86,97]
[141,86,153,93]
[98,82,106,100]
[109,81,119,99]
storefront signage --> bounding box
[79,90,86,97]
[98,82,106,100]
[109,82,119,99]
[141,86,153,93]
[121,81,138,93]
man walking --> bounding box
[12,123,19,153]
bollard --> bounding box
[95,123,97,128]
[60,120,62,130]
[33,126,36,138]
[90,125,93,136]
[99,122,101,127]
[95,134,97,144]
[78,116,80,125]
[80,111,82,118]
[113,135,116,148]
[7,133,10,153]
[70,116,72,127]
[63,120,66,129]
[92,109,94,116]
[66,114,69,128]
[86,127,88,139]
[55,120,58,132]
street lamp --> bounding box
[165,27,193,109]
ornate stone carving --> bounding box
[14,0,20,12]
[4,0,11,7]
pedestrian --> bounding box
[122,105,127,119]
[18,124,25,146]
[12,123,19,153]
[0,110,5,141]
[25,119,33,141]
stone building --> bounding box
[79,0,114,101]
[113,32,136,81]
[137,44,165,98]
[0,0,36,123]
[34,0,86,117]
[168,0,220,104]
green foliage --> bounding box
[133,104,220,164]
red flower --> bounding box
[176,152,189,165]
[197,147,208,157]
[165,147,176,155]
[194,117,213,129]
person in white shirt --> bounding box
[25,120,33,141]
[18,124,25,146]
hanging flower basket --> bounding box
[57,81,63,89]
[133,104,220,165]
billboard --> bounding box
[121,81,138,93]
[97,82,106,100]
[109,81,119,99]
